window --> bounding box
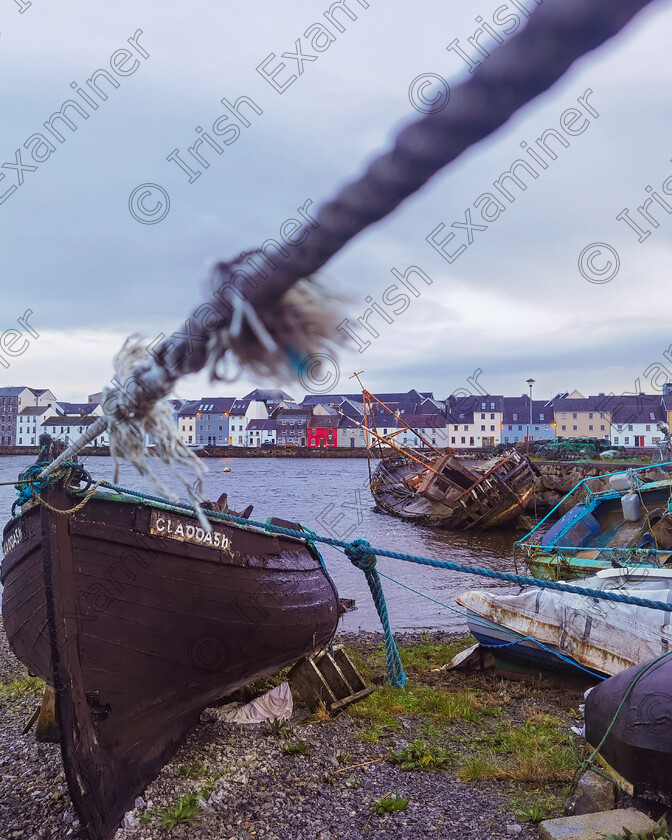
[480,425,486,431]
[490,402,495,410]
[453,425,458,431]
[540,413,544,421]
[589,412,593,419]
[562,412,566,419]
[518,425,522,431]
[572,425,578,431]
[514,436,519,442]
[534,426,539,431]
[504,436,509,443]
[572,412,577,419]
[451,437,455,444]
[625,436,630,444]
[512,413,518,421]
[481,402,486,410]
[461,436,466,444]
[490,413,495,420]
[650,413,656,421]
[628,425,633,432]
[589,425,593,431]
[481,413,485,419]
[508,425,512,431]
[490,425,495,431]
[646,424,651,431]
[562,425,566,431]
[601,425,605,431]
[463,425,468,431]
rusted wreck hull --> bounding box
[370,451,535,529]
[1,485,339,840]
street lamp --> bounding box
[526,378,535,453]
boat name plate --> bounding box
[2,521,25,556]
[150,511,231,551]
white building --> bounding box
[246,418,277,446]
[41,415,109,447]
[16,406,54,446]
[229,399,268,446]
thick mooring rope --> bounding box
[39,0,661,483]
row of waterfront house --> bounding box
[2,385,672,450]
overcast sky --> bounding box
[1,0,671,405]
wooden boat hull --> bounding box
[1,485,339,840]
[370,451,535,529]
[585,654,672,805]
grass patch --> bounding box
[505,790,567,824]
[398,635,477,673]
[348,635,475,679]
[388,739,456,771]
[371,792,409,815]
[179,763,207,779]
[458,717,585,784]
[263,717,290,738]
[141,773,222,828]
[0,675,45,700]
[141,792,203,829]
[282,739,309,755]
[458,755,501,781]
[349,683,494,731]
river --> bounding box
[0,455,524,634]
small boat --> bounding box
[1,449,339,840]
[516,464,672,580]
[585,652,672,805]
[353,379,538,530]
[457,567,672,678]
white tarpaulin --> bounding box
[202,681,293,725]
[457,567,672,676]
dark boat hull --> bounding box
[370,451,535,529]
[1,485,339,840]
[585,654,672,805]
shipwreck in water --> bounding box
[353,380,538,530]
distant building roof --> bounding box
[611,396,665,425]
[502,397,552,424]
[57,402,97,416]
[243,389,294,403]
[42,415,99,427]
[195,397,236,414]
[231,399,250,414]
[247,418,277,431]
[302,390,433,406]
[277,408,310,418]
[309,415,340,429]
[0,386,30,397]
[178,399,202,417]
[18,406,51,416]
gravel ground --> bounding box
[0,622,581,840]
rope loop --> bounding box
[345,539,377,572]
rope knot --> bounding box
[346,539,377,571]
